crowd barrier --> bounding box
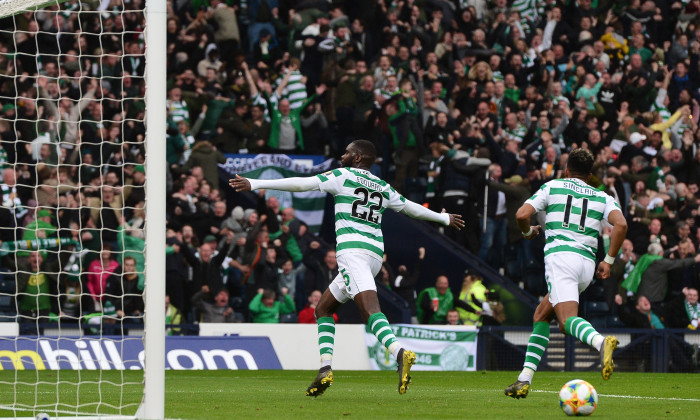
[478,326,700,373]
[1,324,697,373]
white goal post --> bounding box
[0,0,165,418]
[142,0,166,418]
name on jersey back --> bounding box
[357,177,382,191]
[562,181,595,196]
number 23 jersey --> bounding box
[316,167,406,261]
[526,178,621,262]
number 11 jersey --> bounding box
[526,178,620,262]
[316,167,407,261]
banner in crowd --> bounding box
[364,324,477,371]
[0,336,282,370]
[220,154,334,233]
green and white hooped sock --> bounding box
[317,316,335,368]
[368,312,402,359]
[518,321,550,383]
[565,316,604,351]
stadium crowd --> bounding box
[0,0,699,334]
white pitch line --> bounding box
[530,389,700,402]
[450,388,700,403]
[14,387,700,402]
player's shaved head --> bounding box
[350,139,377,167]
[566,148,594,177]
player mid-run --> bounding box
[230,140,465,397]
[505,148,627,399]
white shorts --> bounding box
[545,253,595,306]
[328,253,382,303]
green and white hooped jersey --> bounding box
[167,99,189,123]
[275,70,307,110]
[526,178,620,262]
[505,123,527,143]
[316,167,406,261]
[651,102,671,122]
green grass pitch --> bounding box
[0,371,699,419]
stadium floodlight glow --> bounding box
[0,0,165,418]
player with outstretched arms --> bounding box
[230,140,465,396]
[504,148,628,399]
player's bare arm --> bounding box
[443,209,465,230]
[448,213,465,230]
[596,209,628,280]
[229,174,251,191]
[515,203,541,240]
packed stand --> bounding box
[0,2,151,332]
[163,0,700,329]
[2,0,700,333]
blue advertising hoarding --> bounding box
[0,336,282,370]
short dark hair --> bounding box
[351,139,377,165]
[567,148,594,176]
[173,179,184,192]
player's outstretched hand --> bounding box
[229,174,252,191]
[442,208,465,230]
[522,225,541,240]
[596,261,611,280]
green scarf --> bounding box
[648,310,664,329]
[621,254,662,293]
[686,300,700,322]
[0,237,78,256]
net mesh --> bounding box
[0,0,147,416]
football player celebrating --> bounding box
[505,148,627,399]
[230,140,464,396]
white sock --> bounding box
[320,354,332,369]
[388,341,401,359]
[593,335,604,352]
[517,367,535,383]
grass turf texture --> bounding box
[0,371,698,419]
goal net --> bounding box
[0,0,165,418]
